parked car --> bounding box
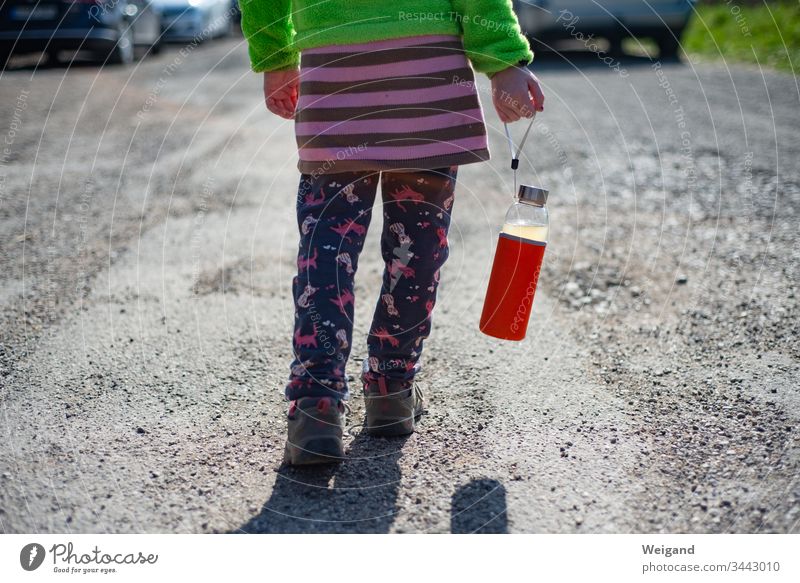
[153,0,232,42]
[0,0,163,65]
[513,0,696,58]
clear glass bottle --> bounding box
[501,185,549,242]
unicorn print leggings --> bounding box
[286,166,458,401]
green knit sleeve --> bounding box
[451,0,533,75]
[238,0,300,72]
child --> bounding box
[239,0,545,465]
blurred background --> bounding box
[1,1,797,71]
[1,0,240,67]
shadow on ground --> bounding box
[234,427,410,533]
[450,479,508,534]
[234,422,510,533]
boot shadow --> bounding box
[233,425,409,533]
[450,479,508,533]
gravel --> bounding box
[0,42,797,533]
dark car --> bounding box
[153,0,232,43]
[1,0,163,65]
[513,0,696,58]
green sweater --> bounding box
[238,0,533,75]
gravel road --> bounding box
[1,38,798,533]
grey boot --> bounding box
[363,377,424,437]
[283,397,346,465]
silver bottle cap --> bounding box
[518,184,548,206]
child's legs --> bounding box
[363,166,458,385]
[287,171,379,401]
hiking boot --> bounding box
[283,396,345,465]
[363,377,424,436]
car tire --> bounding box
[656,32,682,60]
[150,37,163,55]
[107,22,135,65]
[607,37,624,57]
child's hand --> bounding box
[264,68,299,119]
[490,66,545,123]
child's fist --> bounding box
[264,67,300,119]
[490,66,545,123]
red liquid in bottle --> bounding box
[479,232,546,341]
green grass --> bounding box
[682,1,800,72]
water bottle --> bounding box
[479,184,549,341]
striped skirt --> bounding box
[295,34,490,174]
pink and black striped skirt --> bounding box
[295,34,490,174]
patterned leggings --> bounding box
[286,166,458,401]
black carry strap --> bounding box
[503,113,536,196]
